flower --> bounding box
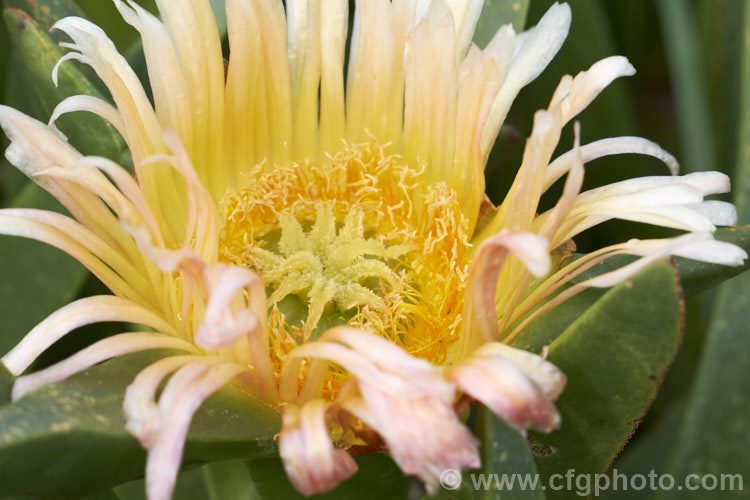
[0,0,746,499]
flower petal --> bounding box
[559,56,635,124]
[346,379,479,493]
[0,105,138,255]
[460,231,550,357]
[146,360,245,500]
[481,2,571,155]
[12,332,198,400]
[2,296,179,375]
[279,400,358,495]
[583,233,748,287]
[449,342,565,432]
[544,136,680,191]
[124,355,202,447]
[48,94,127,140]
[283,327,480,493]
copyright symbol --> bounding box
[440,469,462,490]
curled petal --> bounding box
[279,400,358,496]
[448,342,565,432]
[0,105,135,252]
[195,264,261,350]
[686,200,738,227]
[481,2,571,155]
[146,360,246,500]
[2,295,178,376]
[51,16,164,160]
[12,332,198,400]
[461,231,550,356]
[283,328,480,493]
[559,56,636,124]
[584,232,748,288]
[548,172,737,243]
[347,380,480,493]
[124,355,202,448]
[48,95,127,139]
[544,136,680,191]
[122,230,278,404]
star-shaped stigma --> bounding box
[248,204,411,340]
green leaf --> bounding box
[509,288,604,354]
[202,461,259,500]
[0,156,27,204]
[528,261,683,499]
[657,4,750,496]
[475,408,545,500]
[82,489,121,500]
[3,7,128,163]
[473,0,530,47]
[0,4,9,104]
[0,183,89,356]
[75,0,141,50]
[115,467,214,500]
[598,399,685,500]
[656,0,718,175]
[3,0,84,35]
[247,454,411,500]
[0,363,11,405]
[0,350,280,498]
[657,276,750,494]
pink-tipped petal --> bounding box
[449,342,565,433]
[462,231,550,355]
[123,355,202,448]
[1,295,178,376]
[146,360,245,500]
[195,264,260,350]
[12,332,198,400]
[284,328,480,493]
[350,380,480,494]
[279,400,358,496]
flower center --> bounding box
[219,142,471,393]
[246,202,412,341]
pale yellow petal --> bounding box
[2,296,179,375]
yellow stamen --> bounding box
[219,141,472,397]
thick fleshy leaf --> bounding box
[115,464,245,500]
[0,362,11,405]
[246,454,411,500]
[509,288,604,354]
[658,4,750,493]
[0,156,26,205]
[3,0,84,35]
[3,7,129,163]
[473,0,530,47]
[658,268,750,492]
[528,261,683,498]
[475,407,545,500]
[0,183,89,356]
[0,350,280,498]
[83,490,121,500]
[657,0,717,175]
[596,401,685,500]
[202,461,259,500]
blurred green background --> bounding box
[0,0,748,498]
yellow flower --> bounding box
[0,1,745,499]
